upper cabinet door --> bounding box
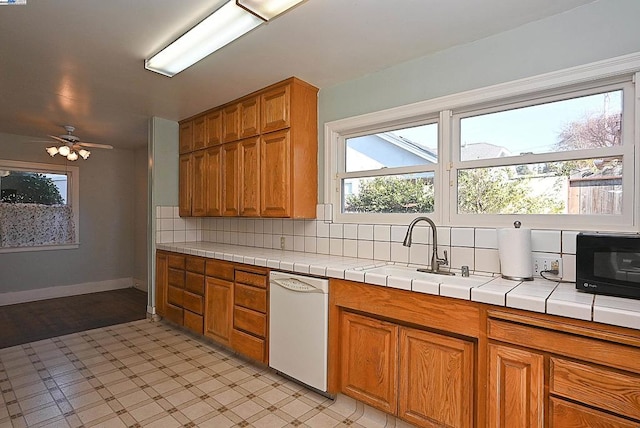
[179,121,193,154]
[240,96,260,139]
[191,149,207,216]
[222,142,239,216]
[205,109,223,147]
[192,116,206,151]
[261,83,290,134]
[223,103,241,143]
[260,130,290,217]
[178,153,192,217]
[239,137,260,217]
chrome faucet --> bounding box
[403,216,454,275]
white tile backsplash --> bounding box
[531,230,561,252]
[562,231,579,254]
[374,225,391,242]
[358,224,374,241]
[475,228,498,249]
[153,204,600,278]
[451,228,474,247]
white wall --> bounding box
[0,132,146,301]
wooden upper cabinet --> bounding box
[192,115,206,151]
[260,130,290,217]
[178,77,318,218]
[223,103,241,143]
[399,327,474,428]
[261,83,290,133]
[205,146,222,217]
[240,96,260,139]
[340,311,398,414]
[205,109,223,147]
[222,142,239,216]
[179,121,193,154]
[240,137,260,217]
[191,149,207,216]
[488,343,544,428]
[178,153,192,217]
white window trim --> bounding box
[0,159,80,253]
[325,52,640,231]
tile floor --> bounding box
[0,320,415,427]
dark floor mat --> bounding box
[0,288,148,348]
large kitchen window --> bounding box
[0,159,79,252]
[325,57,639,230]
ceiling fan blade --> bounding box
[77,142,114,149]
[48,135,70,145]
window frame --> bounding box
[324,53,640,231]
[0,159,80,253]
[448,78,635,229]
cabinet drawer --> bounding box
[168,254,185,269]
[231,328,266,363]
[235,284,267,312]
[184,311,204,335]
[206,260,234,281]
[167,285,183,307]
[183,291,204,315]
[234,306,266,337]
[550,357,640,420]
[165,304,183,325]
[168,268,185,288]
[235,269,267,288]
[186,256,205,274]
[185,272,205,295]
[549,397,638,428]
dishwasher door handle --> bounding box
[271,278,325,293]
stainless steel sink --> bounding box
[362,265,490,286]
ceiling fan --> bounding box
[43,125,113,161]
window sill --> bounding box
[0,243,80,254]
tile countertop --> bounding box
[157,242,640,331]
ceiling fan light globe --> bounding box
[58,145,71,156]
[78,149,90,159]
[46,146,58,156]
[67,151,78,161]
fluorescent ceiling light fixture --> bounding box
[236,0,304,20]
[145,1,263,77]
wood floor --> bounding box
[0,288,148,349]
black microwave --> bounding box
[576,232,640,299]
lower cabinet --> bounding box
[231,266,269,363]
[204,259,234,346]
[155,252,205,334]
[339,311,475,428]
[488,343,544,428]
[156,251,269,364]
[487,310,640,427]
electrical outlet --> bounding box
[280,236,286,250]
[532,256,562,277]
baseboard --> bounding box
[133,277,148,292]
[0,277,134,306]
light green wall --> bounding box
[151,117,179,207]
[0,132,139,292]
[148,117,179,310]
[318,0,640,199]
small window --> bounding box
[337,122,439,220]
[0,160,79,251]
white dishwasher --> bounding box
[269,271,329,393]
